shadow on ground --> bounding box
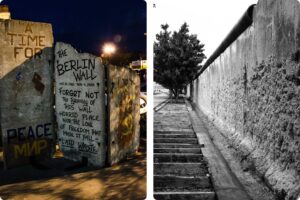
[0,143,146,200]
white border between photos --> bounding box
[145,0,155,199]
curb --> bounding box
[185,99,252,200]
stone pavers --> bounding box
[154,101,215,200]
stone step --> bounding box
[154,148,202,154]
[154,130,194,134]
[154,153,203,163]
[154,163,208,176]
[154,191,216,200]
[154,122,191,125]
[154,131,196,135]
[154,128,194,133]
[154,175,212,192]
[154,124,191,126]
[154,125,192,131]
[154,134,196,138]
[154,143,200,149]
[154,138,198,144]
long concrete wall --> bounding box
[191,0,300,199]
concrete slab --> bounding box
[107,65,140,165]
[154,134,196,138]
[154,101,215,198]
[154,191,215,200]
[55,42,106,167]
[154,148,202,154]
[154,143,200,149]
[154,138,198,144]
[0,19,54,168]
[154,130,194,134]
[154,175,212,191]
[154,125,192,131]
[154,163,208,176]
[154,153,204,163]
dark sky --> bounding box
[2,0,146,55]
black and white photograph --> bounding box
[153,0,300,200]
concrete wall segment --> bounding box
[54,42,106,167]
[192,0,300,198]
[0,19,54,168]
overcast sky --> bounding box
[152,0,258,60]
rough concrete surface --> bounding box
[191,0,300,198]
[154,102,215,200]
[55,42,106,167]
[107,65,140,165]
[195,105,276,200]
[0,19,54,168]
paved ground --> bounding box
[153,96,273,200]
[194,105,276,200]
[153,94,275,200]
[154,90,169,107]
[153,99,215,200]
[0,145,146,200]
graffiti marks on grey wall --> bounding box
[0,20,54,168]
[55,42,105,167]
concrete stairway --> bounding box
[154,102,216,200]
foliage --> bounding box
[154,23,206,98]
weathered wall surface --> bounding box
[192,0,300,199]
[55,42,106,167]
[0,19,54,168]
[108,65,140,165]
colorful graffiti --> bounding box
[108,65,140,165]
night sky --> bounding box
[1,0,146,56]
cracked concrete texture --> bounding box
[245,57,300,199]
[192,0,300,198]
[196,55,300,200]
[196,107,276,200]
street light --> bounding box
[102,42,116,56]
[101,42,116,65]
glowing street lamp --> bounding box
[101,42,116,65]
[102,42,116,56]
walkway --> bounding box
[0,147,146,200]
[154,98,252,200]
[154,99,215,200]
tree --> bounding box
[154,23,206,99]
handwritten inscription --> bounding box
[57,49,67,58]
[7,23,46,59]
[13,139,48,159]
[55,45,104,165]
[57,86,102,155]
[6,123,52,144]
[56,59,97,81]
[5,123,52,159]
